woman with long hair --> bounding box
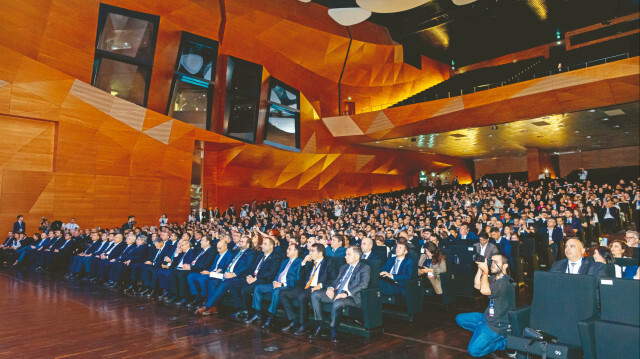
[418,241,447,295]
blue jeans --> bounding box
[456,312,507,357]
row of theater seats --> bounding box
[390,33,639,108]
[507,271,639,359]
[390,57,542,107]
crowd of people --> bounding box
[1,176,639,356]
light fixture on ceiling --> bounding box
[356,0,431,13]
[327,7,372,26]
[586,135,591,138]
[451,0,478,5]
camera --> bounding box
[473,253,493,267]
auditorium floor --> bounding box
[0,269,529,358]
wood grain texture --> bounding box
[0,269,520,358]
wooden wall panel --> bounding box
[558,146,640,177]
[474,156,528,178]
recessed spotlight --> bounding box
[589,109,596,112]
[586,135,591,139]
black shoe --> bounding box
[245,313,262,325]
[165,296,177,304]
[330,328,339,343]
[173,298,187,307]
[261,316,273,329]
[293,325,306,336]
[308,326,323,339]
[230,310,248,320]
[281,321,297,333]
[185,298,200,309]
[123,285,135,292]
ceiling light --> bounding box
[586,135,591,138]
[589,109,596,112]
[399,145,403,147]
[601,118,609,121]
[613,125,620,128]
[356,0,431,13]
[327,7,371,26]
[574,130,580,133]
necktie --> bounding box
[226,251,243,273]
[305,262,320,289]
[336,266,354,294]
[363,253,369,260]
[254,255,267,276]
[192,248,206,265]
[570,262,577,274]
[391,259,400,275]
[278,259,293,283]
[60,240,70,249]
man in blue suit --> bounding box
[44,232,76,271]
[13,215,26,234]
[326,235,347,258]
[139,232,175,296]
[195,235,255,316]
[171,236,217,306]
[103,234,138,287]
[108,235,148,287]
[65,232,102,279]
[32,230,63,270]
[280,243,338,336]
[158,241,195,301]
[85,233,114,280]
[489,228,512,260]
[232,237,282,319]
[92,234,127,283]
[360,237,383,261]
[457,224,479,244]
[246,243,301,329]
[127,237,162,294]
[379,241,414,298]
[186,240,234,309]
[540,218,563,260]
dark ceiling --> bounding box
[313,0,640,66]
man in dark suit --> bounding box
[13,215,26,234]
[600,201,620,234]
[65,232,102,279]
[230,237,281,319]
[550,238,606,276]
[108,235,148,288]
[186,240,234,309]
[360,237,382,261]
[539,218,563,260]
[128,237,162,294]
[195,235,256,316]
[170,236,217,306]
[138,235,174,297]
[122,215,136,232]
[103,234,139,287]
[457,224,479,244]
[310,246,371,342]
[379,241,414,298]
[91,234,127,283]
[158,241,195,301]
[44,232,76,271]
[246,243,302,328]
[280,243,337,336]
[34,230,65,270]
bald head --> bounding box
[564,238,585,262]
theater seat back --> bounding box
[530,271,598,347]
[599,278,640,326]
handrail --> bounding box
[354,50,639,114]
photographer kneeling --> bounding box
[456,253,516,357]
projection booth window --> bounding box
[223,57,262,143]
[92,4,159,107]
[264,79,300,151]
[167,33,218,130]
